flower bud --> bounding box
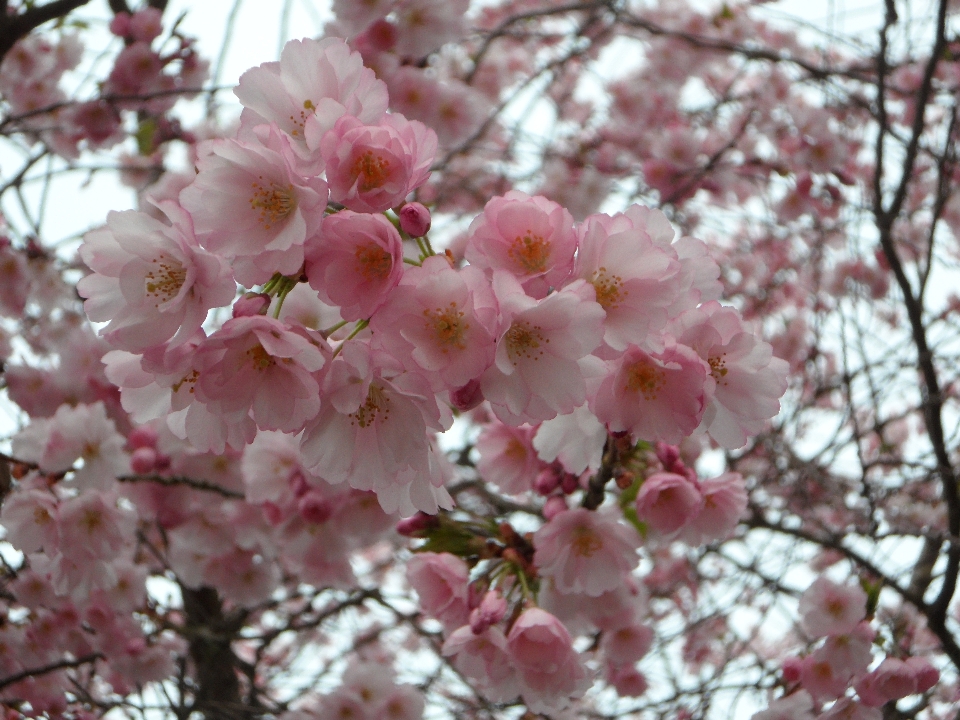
[450,378,484,412]
[533,467,561,495]
[399,202,431,237]
[130,446,157,474]
[127,425,158,450]
[396,512,439,536]
[297,492,333,524]
[542,495,567,521]
[233,292,271,318]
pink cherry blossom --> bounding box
[533,508,640,596]
[671,301,789,449]
[506,607,590,713]
[305,210,404,321]
[406,552,470,631]
[442,625,518,702]
[855,657,918,707]
[475,421,544,495]
[78,203,235,352]
[481,272,604,425]
[370,255,498,390]
[393,0,469,57]
[750,690,815,720]
[798,646,851,701]
[798,577,867,639]
[321,113,436,213]
[234,37,387,165]
[634,472,703,537]
[298,342,447,513]
[532,404,606,475]
[465,191,577,299]
[332,0,396,36]
[0,488,59,553]
[12,401,129,490]
[194,316,328,434]
[180,129,329,286]
[573,207,683,351]
[679,472,748,545]
[591,341,707,445]
[601,622,654,666]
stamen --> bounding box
[144,255,187,307]
[508,230,550,274]
[351,150,391,192]
[423,302,468,352]
[626,359,665,400]
[505,321,547,364]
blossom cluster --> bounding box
[756,578,940,719]
[75,40,788,522]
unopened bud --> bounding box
[542,495,567,520]
[233,292,271,318]
[298,492,333,524]
[450,378,483,412]
[560,473,579,495]
[399,202,431,237]
[130,446,157,474]
[781,656,802,683]
[127,425,158,450]
[396,511,439,536]
[533,467,561,495]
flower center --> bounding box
[355,243,393,281]
[591,267,625,309]
[172,369,199,395]
[505,321,546,364]
[81,509,103,533]
[144,255,187,306]
[708,354,728,384]
[33,506,52,525]
[247,344,276,371]
[505,437,527,459]
[250,179,297,230]
[288,99,315,138]
[626,359,665,400]
[508,231,550,274]
[571,525,603,557]
[352,384,390,429]
[424,302,468,351]
[351,150,391,193]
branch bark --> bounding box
[0,0,92,64]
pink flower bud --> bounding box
[233,292,271,318]
[127,424,158,450]
[130,446,157,474]
[542,495,567,521]
[450,378,484,411]
[109,13,132,37]
[399,202,432,237]
[396,512,439,536]
[469,590,507,634]
[297,492,333,524]
[781,656,803,683]
[356,19,398,53]
[262,502,285,526]
[533,467,561,495]
[905,656,939,693]
[560,473,579,494]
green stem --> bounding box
[329,319,370,359]
[321,319,348,337]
